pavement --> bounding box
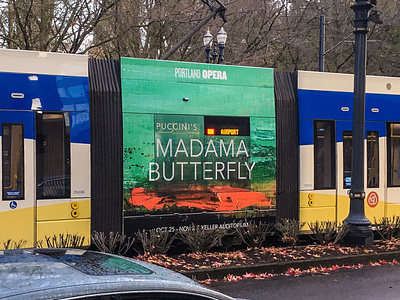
[208,263,400,300]
[182,249,400,280]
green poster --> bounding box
[122,59,275,215]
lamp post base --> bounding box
[343,223,374,246]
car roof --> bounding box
[0,248,234,300]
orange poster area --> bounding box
[129,186,271,212]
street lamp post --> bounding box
[211,45,218,64]
[343,0,379,245]
[217,27,227,64]
[203,27,227,64]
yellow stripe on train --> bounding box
[37,199,91,247]
[0,206,35,248]
[0,199,90,250]
[299,191,400,230]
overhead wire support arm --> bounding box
[203,0,227,23]
[160,0,226,60]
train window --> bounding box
[36,112,71,199]
[388,123,400,187]
[2,124,24,200]
[314,121,335,189]
[367,131,379,188]
[343,131,352,188]
[343,131,379,189]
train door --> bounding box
[305,120,337,225]
[35,112,70,200]
[336,120,385,223]
[0,111,35,247]
[35,110,91,246]
[386,123,400,216]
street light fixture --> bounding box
[203,27,227,64]
[203,29,213,63]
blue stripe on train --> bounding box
[0,72,89,112]
[299,89,400,122]
[70,112,90,144]
[0,111,90,144]
[298,89,394,146]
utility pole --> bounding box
[319,15,325,72]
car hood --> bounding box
[0,248,232,300]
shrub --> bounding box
[34,240,44,248]
[177,224,227,253]
[135,229,175,255]
[373,216,400,240]
[91,231,135,256]
[45,233,85,248]
[308,221,349,245]
[275,219,305,246]
[1,239,27,250]
[236,221,274,248]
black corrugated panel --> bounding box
[274,71,299,220]
[89,59,123,234]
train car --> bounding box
[4,50,400,246]
[90,61,400,237]
[296,71,400,227]
[0,49,91,247]
[90,58,277,236]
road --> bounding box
[208,264,400,300]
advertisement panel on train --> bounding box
[121,59,276,231]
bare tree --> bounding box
[91,0,211,60]
[0,0,121,53]
[1,0,400,77]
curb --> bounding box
[181,250,400,280]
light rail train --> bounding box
[1,48,400,246]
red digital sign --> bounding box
[204,116,250,136]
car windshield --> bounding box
[0,249,153,276]
[34,249,154,276]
